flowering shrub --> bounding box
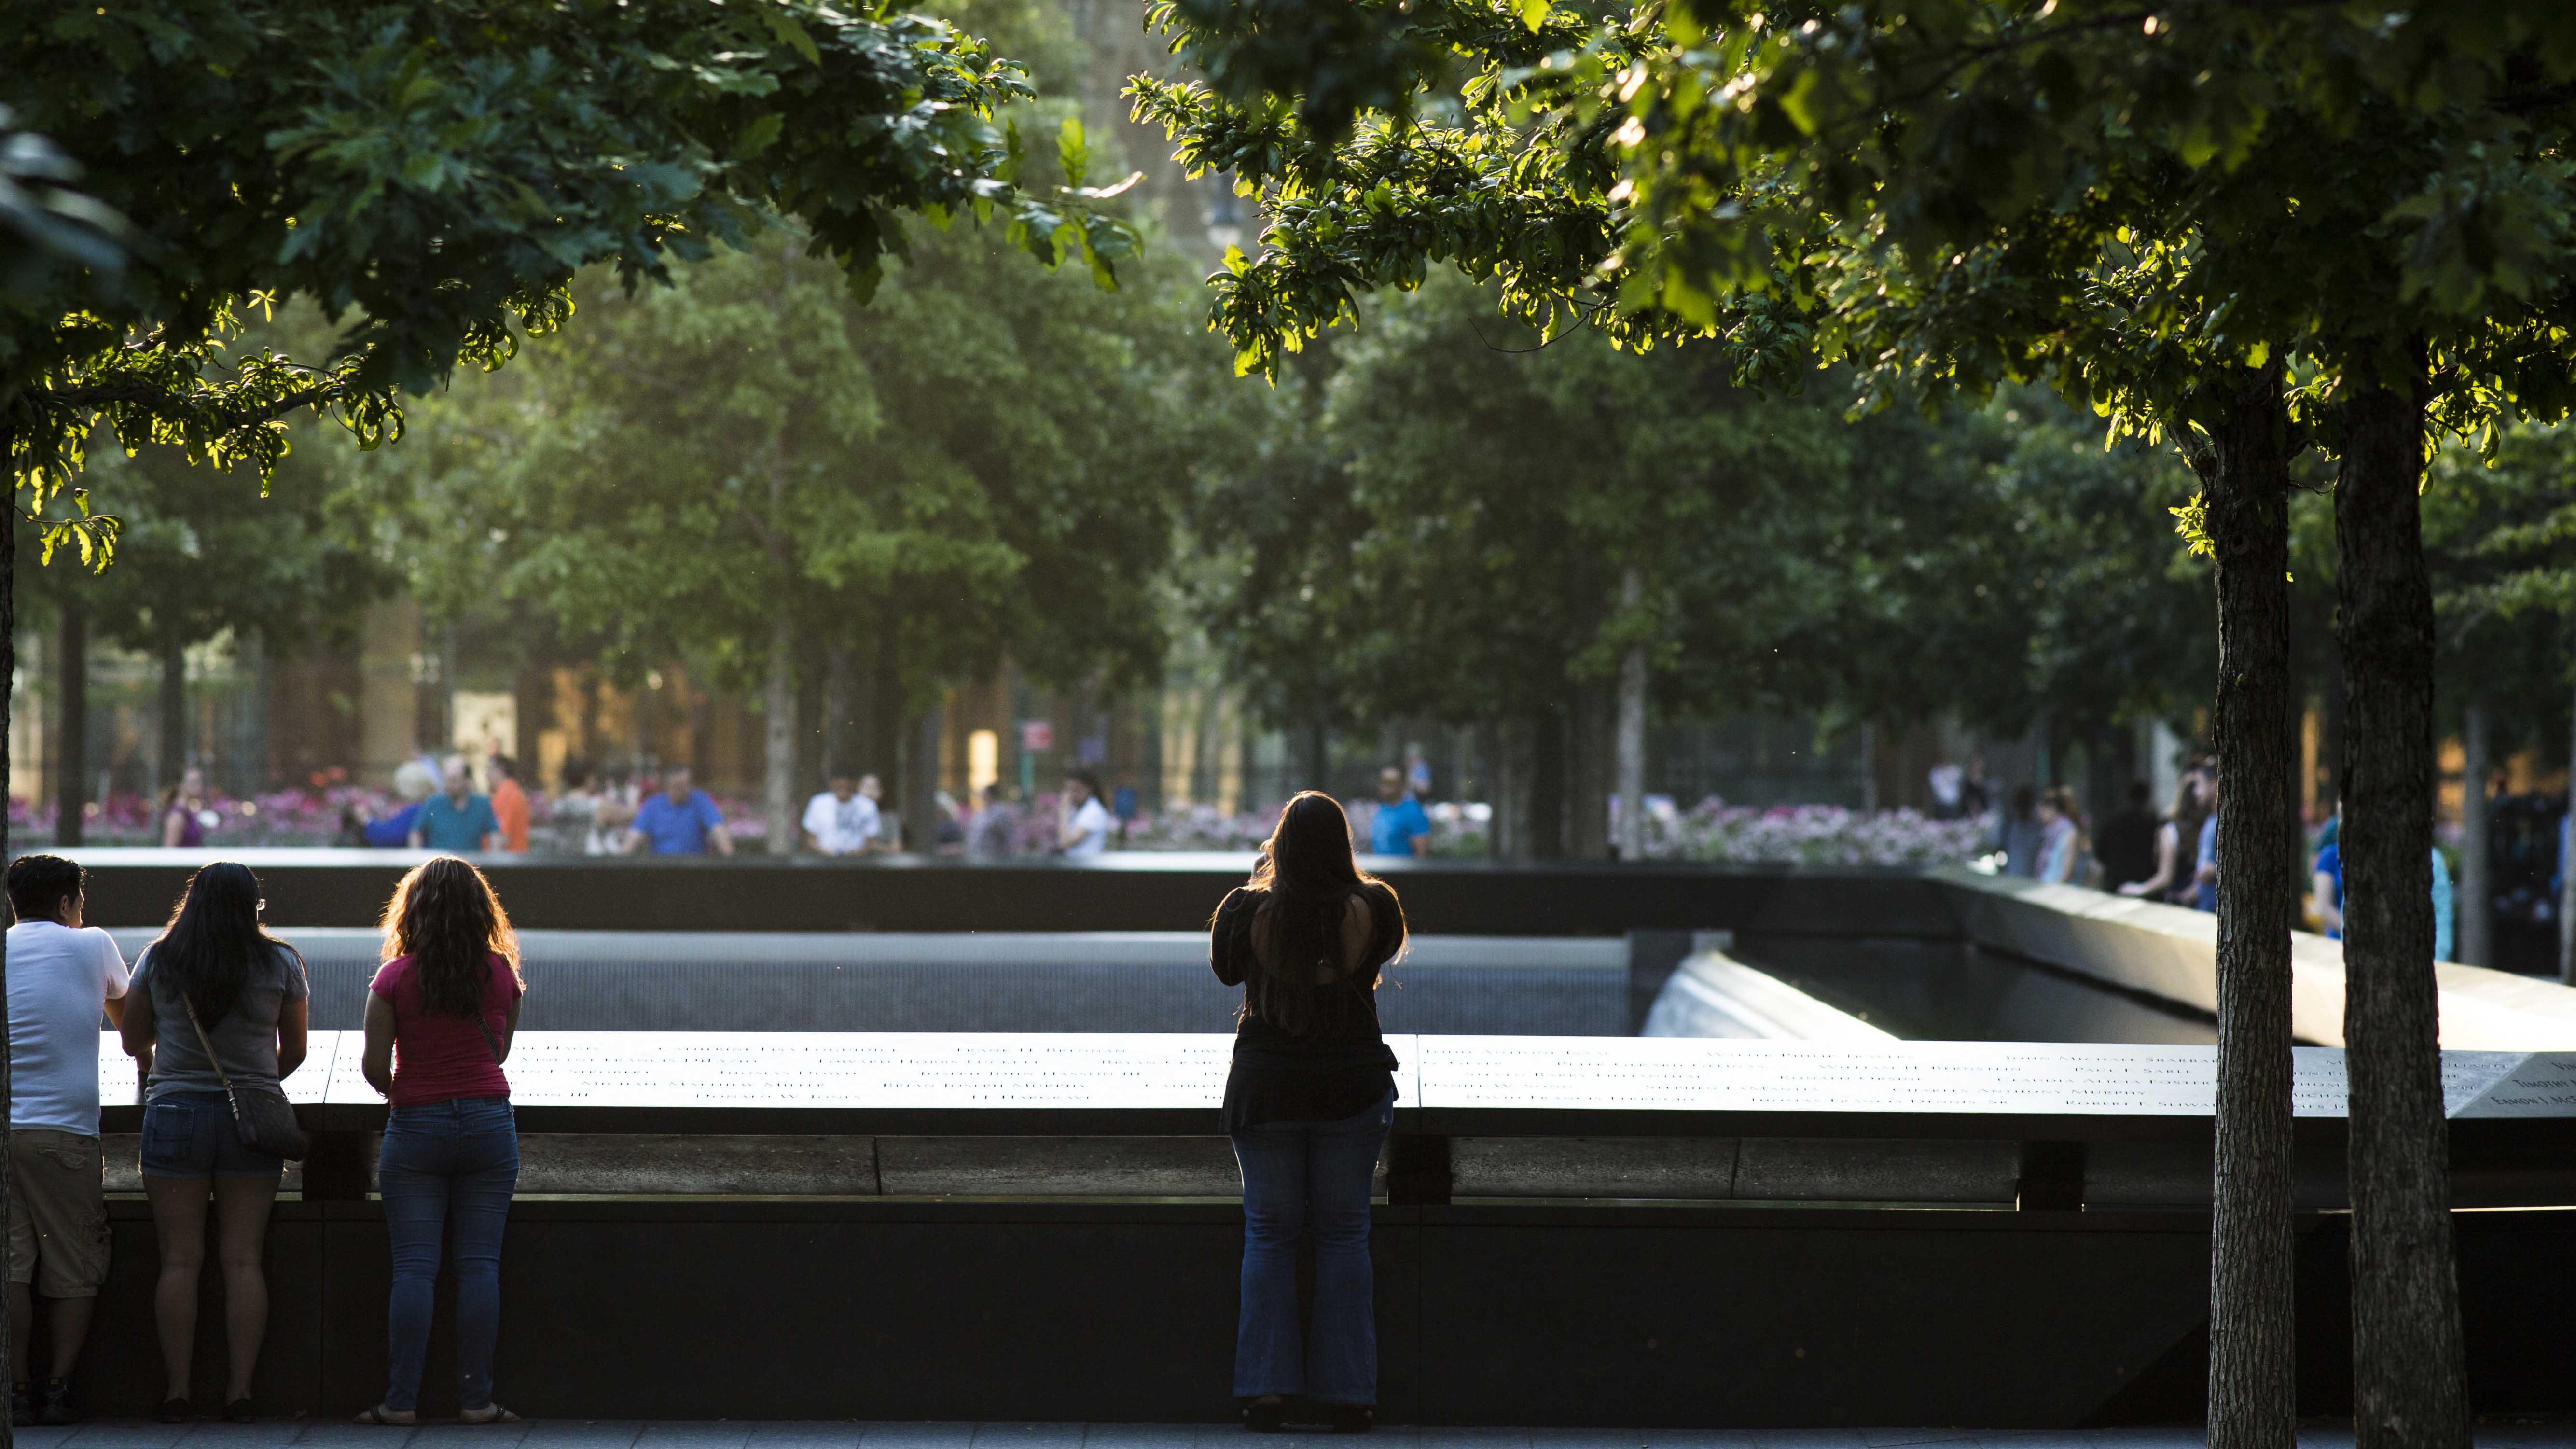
[1640,799,1989,866]
[1128,795,1984,866]
[5,784,1983,866]
[1118,801,1273,853]
[10,787,403,847]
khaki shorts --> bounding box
[8,1130,110,1297]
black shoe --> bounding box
[36,1378,77,1425]
[1242,1399,1285,1433]
[225,1397,257,1424]
[10,1384,33,1423]
[153,1397,192,1424]
[1329,1405,1375,1434]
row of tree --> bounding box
[1135,2,2576,1446]
[2,0,1148,1400]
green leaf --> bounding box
[731,112,786,161]
[760,9,823,66]
[1057,115,1090,190]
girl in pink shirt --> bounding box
[355,856,526,1425]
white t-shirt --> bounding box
[802,791,881,854]
[1064,797,1112,856]
[6,922,129,1135]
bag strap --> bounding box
[177,993,235,1092]
[473,1013,506,1065]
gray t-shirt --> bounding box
[131,943,310,1100]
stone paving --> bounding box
[14,1424,2576,1449]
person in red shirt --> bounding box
[354,856,526,1426]
[486,756,531,853]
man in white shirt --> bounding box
[1059,771,1112,856]
[800,769,883,855]
[4,854,129,1424]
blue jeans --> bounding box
[377,1098,518,1413]
[1229,1090,1393,1404]
[139,1090,285,1181]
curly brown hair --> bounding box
[379,856,522,1017]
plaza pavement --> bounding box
[15,1424,2576,1449]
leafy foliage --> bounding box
[1132,0,2576,470]
[2,0,1138,515]
[1192,279,2213,759]
[358,217,1224,702]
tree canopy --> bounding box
[2,0,1137,511]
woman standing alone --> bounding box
[354,857,526,1425]
[1209,792,1406,1433]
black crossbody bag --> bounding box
[180,995,310,1161]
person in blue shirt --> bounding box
[2193,771,2222,912]
[2557,811,2571,917]
[625,766,733,856]
[360,800,424,849]
[409,757,499,851]
[2313,813,2457,961]
[1369,767,1432,857]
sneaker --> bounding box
[153,1397,192,1424]
[36,1379,77,1425]
[10,1384,33,1424]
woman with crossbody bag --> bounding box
[119,862,312,1424]
[353,856,526,1426]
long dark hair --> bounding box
[380,856,521,1017]
[150,862,293,1023]
[1221,792,1405,1035]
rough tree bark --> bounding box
[2459,698,2491,969]
[763,613,796,856]
[1616,568,1647,860]
[55,602,83,847]
[2190,372,2299,1449]
[2336,368,2471,1449]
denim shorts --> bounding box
[140,1090,286,1182]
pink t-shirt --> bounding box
[369,952,523,1107]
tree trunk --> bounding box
[1307,719,1329,795]
[2193,372,2299,1449]
[2563,652,2576,985]
[870,619,902,793]
[2,423,20,1442]
[55,600,84,847]
[1616,568,1647,861]
[2336,370,2470,1449]
[157,635,187,792]
[905,705,943,853]
[1492,719,1532,861]
[1568,688,1611,858]
[823,641,855,777]
[1528,701,1566,860]
[763,613,796,857]
[2459,698,2491,969]
[1859,721,1880,813]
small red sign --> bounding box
[1017,720,1054,752]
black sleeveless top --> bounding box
[1209,882,1403,1131]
